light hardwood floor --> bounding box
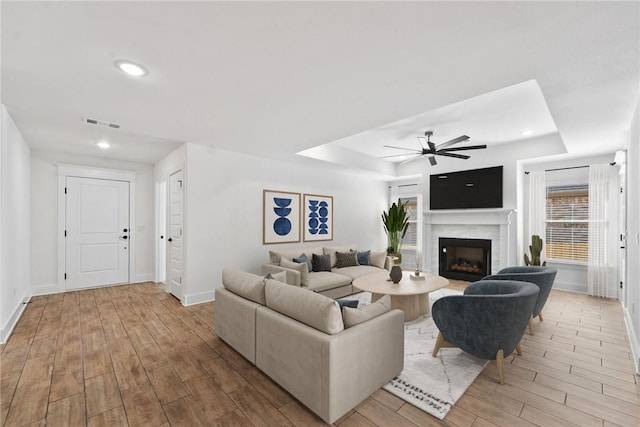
[1,281,638,426]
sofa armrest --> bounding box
[384,255,394,271]
[260,263,301,286]
[255,307,404,424]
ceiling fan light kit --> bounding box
[383,130,487,165]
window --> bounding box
[545,184,588,262]
[400,197,419,250]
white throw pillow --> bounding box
[280,257,310,286]
[264,270,287,284]
[369,251,387,269]
[342,294,391,328]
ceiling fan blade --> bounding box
[428,156,437,166]
[383,145,421,152]
[399,155,424,165]
[439,144,487,152]
[417,136,427,150]
[381,153,421,159]
[436,152,470,160]
[436,135,470,149]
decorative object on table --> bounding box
[411,249,424,280]
[524,234,546,266]
[382,198,409,264]
[263,190,300,244]
[389,265,403,283]
[303,193,333,242]
[347,290,487,420]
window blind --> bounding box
[546,184,589,261]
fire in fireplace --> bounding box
[439,237,491,281]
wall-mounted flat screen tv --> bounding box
[430,165,503,210]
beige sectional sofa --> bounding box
[261,244,392,299]
[215,268,404,424]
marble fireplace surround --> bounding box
[424,209,517,277]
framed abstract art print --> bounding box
[263,190,301,244]
[303,194,333,242]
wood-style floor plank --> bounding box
[0,281,637,427]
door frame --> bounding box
[57,164,136,292]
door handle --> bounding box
[123,228,128,232]
[120,235,128,240]
[168,237,173,242]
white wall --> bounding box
[1,105,31,343]
[30,150,155,294]
[522,153,619,294]
[624,98,640,372]
[155,143,388,305]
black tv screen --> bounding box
[430,166,503,210]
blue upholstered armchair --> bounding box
[481,266,557,335]
[432,280,539,384]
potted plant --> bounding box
[382,199,409,264]
[524,234,547,266]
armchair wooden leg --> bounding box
[433,331,444,357]
[516,343,522,356]
[538,311,544,322]
[528,314,535,336]
[495,349,505,385]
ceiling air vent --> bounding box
[82,117,120,129]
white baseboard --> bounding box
[183,290,215,306]
[133,273,155,283]
[31,283,62,296]
[1,294,32,344]
[623,306,640,374]
[552,281,587,294]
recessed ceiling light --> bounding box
[521,129,533,136]
[114,60,148,77]
[96,141,111,149]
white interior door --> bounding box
[168,170,184,300]
[66,177,129,290]
[156,181,167,284]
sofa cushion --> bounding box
[312,253,332,272]
[334,265,386,281]
[323,244,358,268]
[222,268,266,305]
[336,251,358,268]
[265,280,344,335]
[357,250,371,266]
[264,270,287,283]
[269,247,323,265]
[293,253,313,271]
[306,271,352,293]
[370,251,387,269]
[342,294,391,328]
[281,258,310,286]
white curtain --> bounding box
[588,164,609,297]
[528,171,547,257]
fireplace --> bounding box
[439,238,491,281]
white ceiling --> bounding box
[2,2,638,173]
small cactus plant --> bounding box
[524,234,547,266]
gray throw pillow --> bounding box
[293,253,312,271]
[357,250,371,266]
[336,251,358,268]
[312,253,332,272]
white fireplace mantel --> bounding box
[423,208,517,276]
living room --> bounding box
[1,1,639,426]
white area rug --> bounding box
[344,290,487,420]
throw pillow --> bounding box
[357,250,371,266]
[312,253,332,272]
[335,251,358,268]
[342,294,391,328]
[293,253,313,272]
[370,251,387,269]
[280,258,310,286]
[264,270,287,283]
[336,299,359,309]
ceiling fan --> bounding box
[382,131,487,166]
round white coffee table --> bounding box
[352,271,449,321]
